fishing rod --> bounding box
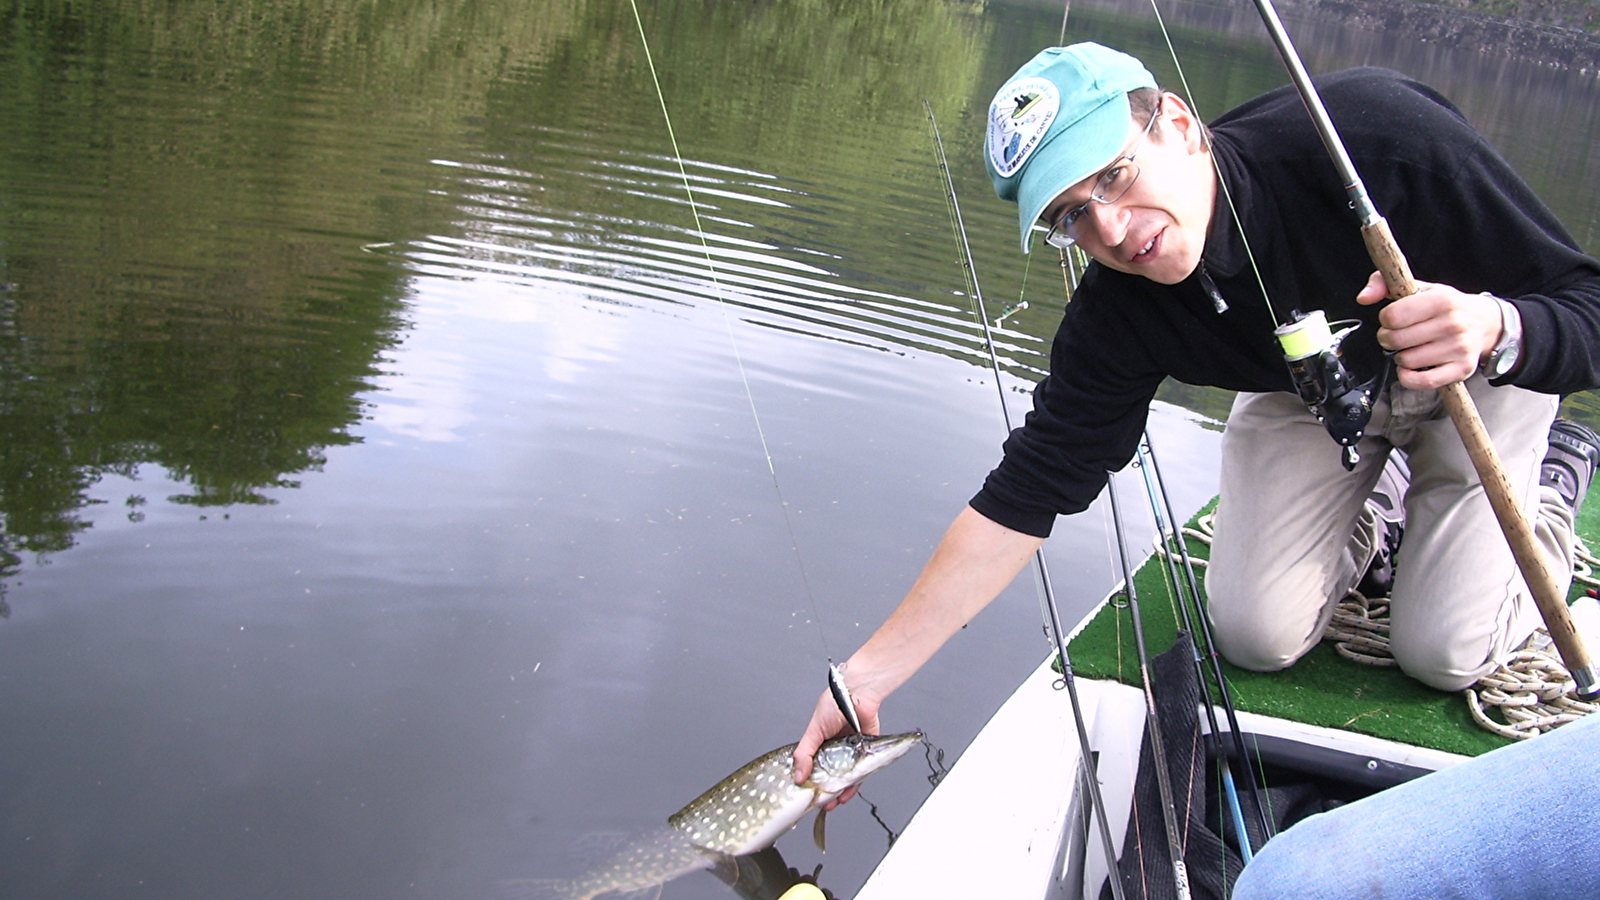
[1134,434,1273,856]
[1029,47,1264,850]
[924,100,1128,900]
[1107,474,1194,900]
[1045,146,1264,856]
[1051,163,1269,858]
[1131,442,1251,862]
[1243,0,1600,701]
[1037,83,1243,872]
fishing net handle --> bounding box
[1363,216,1600,699]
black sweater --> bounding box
[970,68,1600,538]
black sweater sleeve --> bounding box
[1333,69,1600,394]
[968,268,1167,537]
[1401,129,1600,394]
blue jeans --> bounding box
[1232,712,1600,899]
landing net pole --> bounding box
[1134,438,1259,862]
[1244,0,1599,699]
[1107,476,1193,900]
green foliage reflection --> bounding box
[0,0,592,582]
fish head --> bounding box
[808,731,923,795]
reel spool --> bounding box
[1275,310,1378,471]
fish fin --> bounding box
[812,807,827,852]
[506,827,714,900]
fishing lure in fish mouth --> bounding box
[827,661,864,737]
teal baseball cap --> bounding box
[986,43,1157,252]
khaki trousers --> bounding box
[1206,375,1567,691]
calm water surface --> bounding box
[2,1,1597,898]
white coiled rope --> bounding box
[1466,649,1599,739]
[1153,511,1215,568]
[1573,537,1600,589]
[1325,590,1396,667]
[1156,514,1598,740]
[1463,536,1600,740]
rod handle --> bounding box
[1361,217,1416,297]
[1361,217,1600,699]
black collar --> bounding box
[1199,138,1251,281]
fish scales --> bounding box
[528,732,921,900]
[669,743,818,855]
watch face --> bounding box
[1492,343,1520,377]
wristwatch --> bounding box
[1480,293,1522,379]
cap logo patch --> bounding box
[988,77,1059,178]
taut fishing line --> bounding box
[1145,0,1279,328]
[626,1,835,665]
[1151,0,1392,472]
[1136,0,1294,845]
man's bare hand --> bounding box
[787,507,1043,811]
[1356,270,1504,390]
[792,679,882,810]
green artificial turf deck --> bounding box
[1066,495,1600,758]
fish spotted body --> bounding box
[524,732,922,900]
[669,732,922,855]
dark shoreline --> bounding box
[1065,0,1600,73]
[1277,0,1600,71]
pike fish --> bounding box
[524,731,922,900]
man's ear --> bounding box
[1159,93,1208,154]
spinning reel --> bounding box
[1275,310,1383,471]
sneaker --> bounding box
[1543,418,1600,515]
[1357,453,1409,598]
[1357,517,1404,597]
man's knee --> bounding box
[1386,578,1538,693]
[1206,572,1318,673]
[1208,618,1304,672]
[1388,636,1495,692]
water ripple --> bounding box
[406,140,1050,381]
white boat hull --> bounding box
[858,653,1468,900]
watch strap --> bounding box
[1480,293,1522,378]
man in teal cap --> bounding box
[794,39,1600,803]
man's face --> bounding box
[1041,95,1215,285]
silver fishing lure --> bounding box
[827,661,863,736]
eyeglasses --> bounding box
[1043,100,1163,250]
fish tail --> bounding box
[496,877,585,900]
